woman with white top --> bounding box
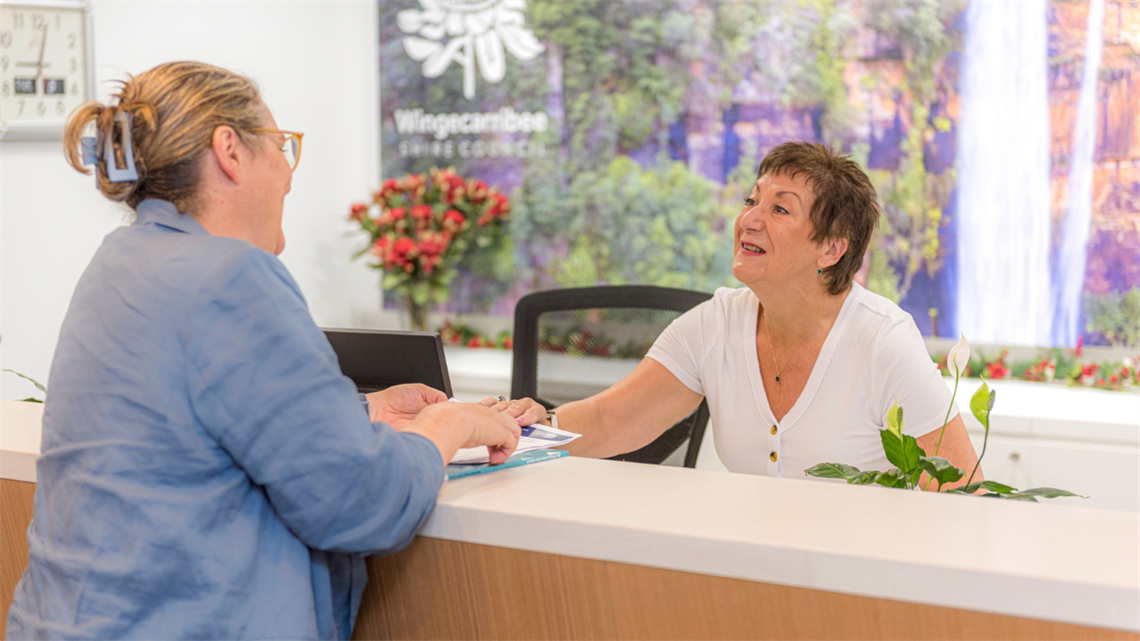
[522,141,982,486]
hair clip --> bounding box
[81,131,105,189]
[80,133,100,166]
[104,111,138,183]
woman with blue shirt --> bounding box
[6,61,540,640]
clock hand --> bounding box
[15,27,51,73]
[36,25,47,83]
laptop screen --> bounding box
[322,329,453,398]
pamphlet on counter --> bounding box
[445,449,568,480]
[448,423,582,465]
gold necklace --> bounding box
[763,305,824,385]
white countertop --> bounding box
[428,456,1139,632]
[0,400,42,483]
[3,399,1138,631]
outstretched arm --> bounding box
[552,358,704,458]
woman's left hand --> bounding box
[367,384,448,429]
[479,396,548,427]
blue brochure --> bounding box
[445,449,567,480]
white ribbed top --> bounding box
[647,283,955,478]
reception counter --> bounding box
[2,400,1138,639]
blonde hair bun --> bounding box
[63,61,262,213]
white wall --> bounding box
[1,0,388,400]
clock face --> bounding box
[0,3,89,128]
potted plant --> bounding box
[807,336,1084,501]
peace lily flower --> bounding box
[927,335,970,488]
[948,334,971,378]
[396,0,545,99]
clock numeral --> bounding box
[11,13,24,30]
[54,13,61,30]
[70,83,78,96]
[31,13,45,30]
[56,100,66,115]
[0,31,12,48]
[37,101,47,116]
[69,57,77,73]
[68,32,77,50]
[1,55,8,71]
[17,99,25,116]
[2,81,9,98]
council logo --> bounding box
[396,0,546,100]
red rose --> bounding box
[467,180,489,203]
[389,207,406,220]
[411,204,432,220]
[349,203,369,220]
[392,237,417,259]
[441,209,466,232]
[418,231,448,257]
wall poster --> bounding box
[378,0,1140,348]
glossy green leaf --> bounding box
[880,430,922,475]
[874,468,909,488]
[848,471,880,485]
[1009,487,1086,499]
[917,456,964,489]
[951,480,1017,495]
[19,397,44,403]
[998,494,1039,502]
[804,462,860,480]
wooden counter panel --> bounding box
[4,480,1135,640]
[357,536,617,640]
[356,537,1138,641]
[0,479,35,639]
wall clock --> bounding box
[0,1,94,140]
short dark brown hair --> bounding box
[756,141,880,295]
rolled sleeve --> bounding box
[187,247,443,555]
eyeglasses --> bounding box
[250,128,304,172]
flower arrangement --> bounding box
[349,168,511,331]
[934,336,1138,393]
[438,319,513,350]
[808,336,1085,501]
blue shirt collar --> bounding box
[134,199,210,236]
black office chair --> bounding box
[511,286,712,468]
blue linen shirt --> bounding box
[6,199,445,640]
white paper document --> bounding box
[448,423,582,465]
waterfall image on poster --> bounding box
[377,0,1140,348]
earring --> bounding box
[817,267,823,274]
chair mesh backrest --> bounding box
[535,307,683,407]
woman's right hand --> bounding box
[404,402,521,466]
